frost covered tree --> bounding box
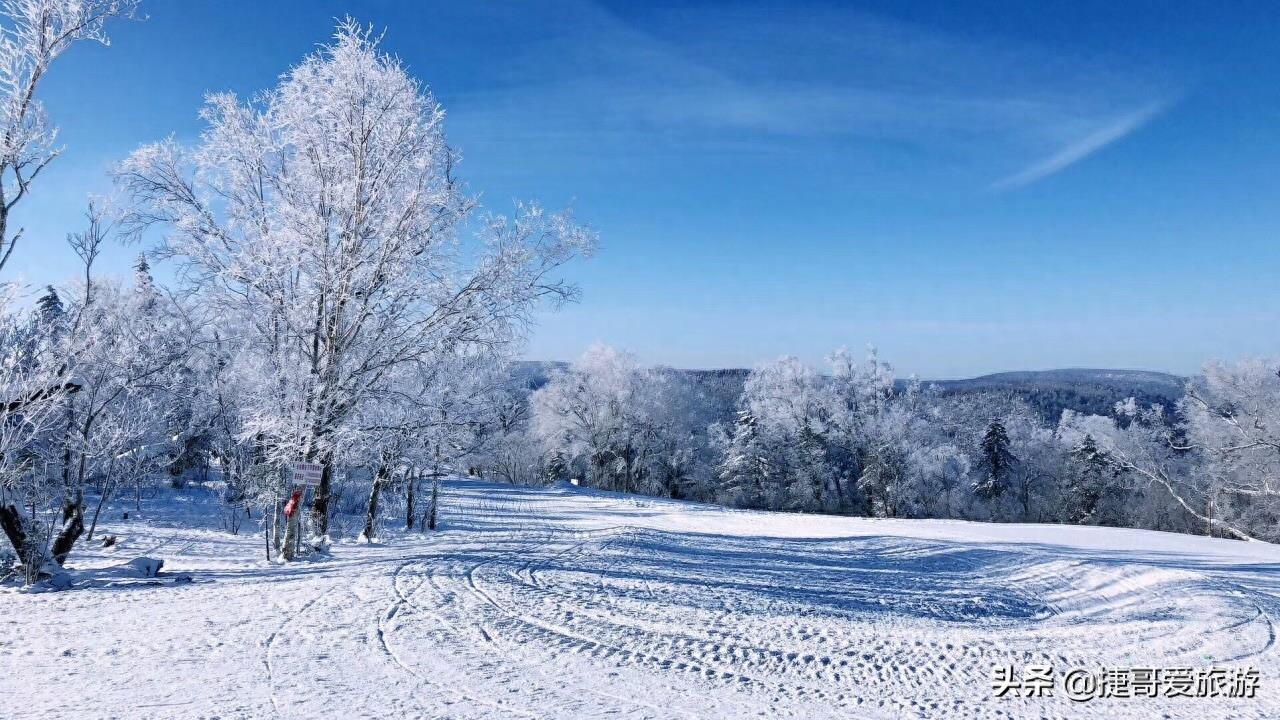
[0,286,75,578]
[33,283,58,319]
[712,356,836,511]
[532,345,679,494]
[0,0,136,275]
[966,406,1064,522]
[823,346,898,513]
[705,348,994,518]
[41,207,192,565]
[0,203,194,577]
[854,407,915,518]
[907,443,970,518]
[1058,401,1216,537]
[352,352,506,540]
[711,409,769,507]
[116,21,593,546]
[472,387,542,486]
[0,0,137,580]
[1178,359,1280,540]
[638,366,710,499]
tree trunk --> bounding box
[86,479,114,542]
[51,452,87,565]
[309,453,334,538]
[272,498,282,551]
[362,461,389,541]
[282,507,300,561]
[1,505,35,565]
[86,458,118,543]
[0,504,52,584]
[826,475,845,511]
[426,476,440,531]
[405,470,416,530]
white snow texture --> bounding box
[3,478,1277,719]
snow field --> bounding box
[2,478,1277,719]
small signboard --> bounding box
[290,460,323,486]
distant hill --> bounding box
[510,362,1186,425]
[915,368,1186,422]
[508,360,567,391]
[925,368,1184,392]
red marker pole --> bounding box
[284,488,303,518]
[281,486,304,560]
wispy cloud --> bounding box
[438,1,1178,190]
[989,99,1172,191]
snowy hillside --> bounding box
[3,479,1276,719]
[926,368,1187,421]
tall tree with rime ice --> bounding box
[115,20,594,546]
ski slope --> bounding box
[3,478,1278,719]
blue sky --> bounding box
[11,0,1280,377]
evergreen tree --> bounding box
[34,285,63,327]
[717,410,770,508]
[792,419,832,511]
[972,420,1016,499]
[1066,434,1117,524]
[22,286,67,371]
[132,253,157,313]
[1068,434,1103,520]
[545,448,569,483]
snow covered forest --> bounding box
[1,0,1279,588]
[518,346,1280,542]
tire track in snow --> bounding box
[424,479,1280,718]
[388,519,730,717]
[261,585,340,717]
[516,528,961,702]
[375,541,545,719]
[1216,580,1276,663]
[389,530,649,717]
[454,526,713,719]
[461,526,852,708]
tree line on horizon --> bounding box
[511,344,1279,543]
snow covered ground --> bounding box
[3,478,1278,719]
